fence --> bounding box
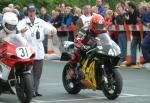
[46,23,150,68]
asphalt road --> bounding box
[0,61,150,103]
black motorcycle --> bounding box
[61,33,123,100]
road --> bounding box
[0,61,150,103]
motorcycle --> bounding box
[0,34,35,103]
[61,33,123,100]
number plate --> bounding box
[16,47,32,59]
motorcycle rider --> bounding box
[76,13,106,44]
[0,12,18,78]
[0,12,18,44]
[69,14,106,78]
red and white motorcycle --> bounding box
[0,33,35,103]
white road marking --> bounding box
[122,93,150,97]
[40,83,62,86]
[45,60,67,63]
[31,94,150,103]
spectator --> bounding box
[51,8,62,28]
[61,5,74,41]
[141,2,150,63]
[120,0,129,11]
[126,1,140,66]
[92,6,98,14]
[77,5,92,31]
[40,6,51,22]
[53,7,65,51]
[95,0,106,17]
[14,5,25,20]
[105,9,113,29]
[40,6,51,54]
[103,3,110,13]
[2,7,12,13]
[73,5,78,12]
[59,3,65,14]
[58,5,74,52]
[59,3,66,26]
[11,9,20,19]
[138,2,147,19]
[50,10,56,25]
[113,3,128,63]
[8,3,14,9]
[23,7,28,17]
[61,6,74,27]
[73,7,82,25]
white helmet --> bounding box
[2,12,18,33]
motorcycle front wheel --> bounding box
[16,74,32,103]
[102,69,123,100]
[62,63,81,94]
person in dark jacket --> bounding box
[61,5,74,41]
[114,3,128,63]
[73,7,82,25]
[95,0,106,18]
[51,8,62,28]
[126,1,141,66]
[40,6,51,53]
[141,2,150,63]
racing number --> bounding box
[19,48,28,57]
[108,49,114,56]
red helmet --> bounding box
[89,14,105,35]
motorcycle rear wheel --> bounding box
[62,63,81,94]
[102,69,123,100]
[16,74,32,103]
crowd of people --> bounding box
[0,0,150,98]
[0,1,150,64]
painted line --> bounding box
[31,94,150,103]
[31,96,115,103]
[40,83,62,86]
[45,59,67,63]
[122,93,150,97]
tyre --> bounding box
[62,63,81,94]
[102,69,123,100]
[16,74,32,103]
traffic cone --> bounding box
[47,35,55,54]
[126,41,132,64]
[48,50,55,54]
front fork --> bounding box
[101,64,109,84]
[15,63,32,84]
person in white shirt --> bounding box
[77,5,92,31]
[17,4,57,97]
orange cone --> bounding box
[48,50,55,54]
